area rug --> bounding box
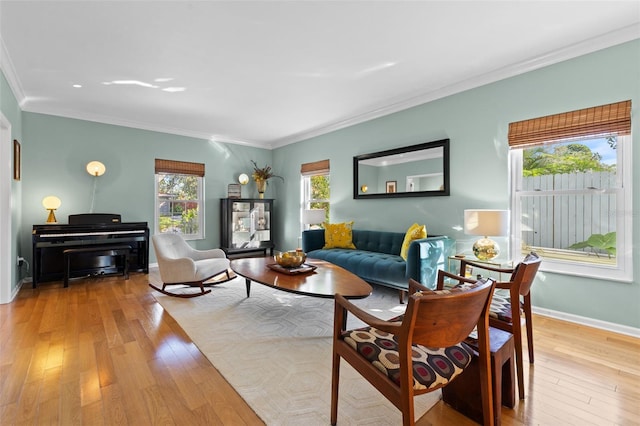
[150,268,441,425]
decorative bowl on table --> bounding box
[274,250,307,268]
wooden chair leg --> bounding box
[511,313,526,400]
[330,353,340,425]
[523,295,535,363]
[398,290,405,304]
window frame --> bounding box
[510,134,632,282]
[301,173,330,229]
[154,171,205,241]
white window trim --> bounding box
[510,135,632,282]
[300,173,330,230]
[154,173,205,240]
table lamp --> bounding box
[302,209,325,229]
[463,209,509,260]
[42,196,61,223]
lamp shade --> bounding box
[464,209,509,237]
[238,173,249,185]
[42,196,62,210]
[86,161,106,176]
[302,209,325,225]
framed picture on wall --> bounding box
[386,181,396,193]
[13,139,20,181]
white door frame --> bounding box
[0,112,13,303]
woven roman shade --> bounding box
[508,100,631,148]
[155,159,205,176]
[301,159,330,176]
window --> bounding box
[301,160,330,228]
[155,159,205,240]
[509,101,632,281]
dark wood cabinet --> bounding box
[220,198,274,256]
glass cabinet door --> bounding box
[222,199,273,254]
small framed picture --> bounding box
[13,139,21,181]
[227,184,241,198]
[385,180,397,193]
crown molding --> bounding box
[271,24,640,148]
[0,36,25,105]
[19,103,266,148]
[3,24,639,151]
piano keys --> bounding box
[32,214,149,287]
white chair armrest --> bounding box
[158,257,197,283]
[189,248,227,261]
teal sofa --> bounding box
[301,229,455,301]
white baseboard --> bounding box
[533,306,640,338]
[9,278,24,302]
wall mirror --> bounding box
[353,139,450,199]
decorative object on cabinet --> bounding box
[221,198,274,256]
[251,160,283,199]
[228,184,241,198]
[42,196,61,223]
[464,209,509,260]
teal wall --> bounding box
[273,40,640,329]
[19,113,274,264]
[1,70,23,298]
[2,40,638,329]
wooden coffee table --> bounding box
[230,257,372,299]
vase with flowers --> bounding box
[251,160,284,198]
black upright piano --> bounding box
[32,213,149,287]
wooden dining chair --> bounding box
[458,252,541,399]
[331,271,496,426]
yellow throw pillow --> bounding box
[400,223,427,260]
[323,221,356,249]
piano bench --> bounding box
[63,245,131,287]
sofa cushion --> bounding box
[323,221,356,249]
[307,249,408,289]
[400,223,427,260]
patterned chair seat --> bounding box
[342,321,473,391]
[489,288,522,322]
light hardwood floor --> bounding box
[1,273,638,425]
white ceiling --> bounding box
[1,1,639,149]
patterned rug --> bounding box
[150,268,441,425]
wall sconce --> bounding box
[86,160,106,213]
[86,161,106,177]
[42,196,61,223]
[463,209,509,260]
[238,173,249,197]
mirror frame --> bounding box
[353,138,450,199]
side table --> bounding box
[448,255,513,280]
[442,327,516,425]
